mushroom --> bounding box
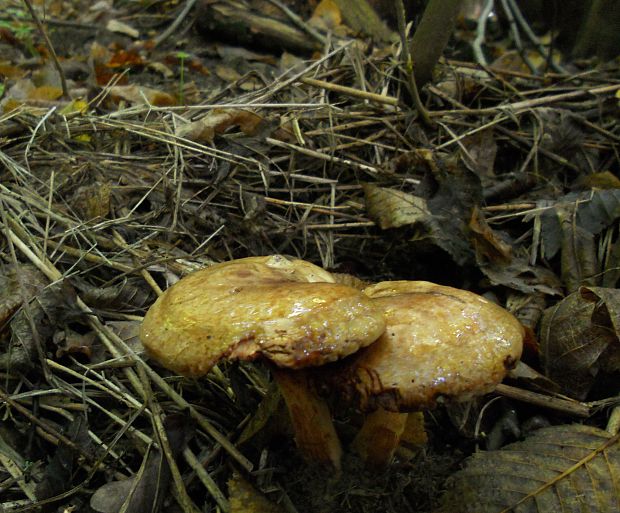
[323,280,524,468]
[140,255,386,469]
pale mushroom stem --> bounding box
[271,367,342,471]
[351,409,408,468]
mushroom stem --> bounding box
[351,408,408,468]
[271,367,342,471]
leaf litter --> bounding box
[0,0,619,512]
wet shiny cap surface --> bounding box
[140,256,386,376]
[327,281,524,412]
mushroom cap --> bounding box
[326,281,524,412]
[140,255,386,376]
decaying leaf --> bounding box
[176,109,264,143]
[35,416,92,501]
[0,264,48,328]
[108,85,176,106]
[228,472,285,513]
[77,278,152,310]
[72,181,112,220]
[469,207,512,263]
[106,19,139,38]
[53,328,96,359]
[539,286,620,400]
[441,424,620,513]
[1,267,77,372]
[236,380,293,447]
[532,190,620,261]
[309,0,343,32]
[558,208,599,292]
[478,255,563,296]
[363,184,429,229]
[461,129,497,183]
[365,150,483,266]
[90,414,193,513]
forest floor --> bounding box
[0,1,619,512]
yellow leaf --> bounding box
[310,0,342,30]
[59,99,89,115]
[363,184,429,229]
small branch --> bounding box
[495,384,591,417]
[22,0,69,99]
[473,0,494,66]
[154,0,200,47]
[395,0,433,127]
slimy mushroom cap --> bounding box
[140,255,386,376]
[333,280,524,412]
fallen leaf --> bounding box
[540,286,620,399]
[228,472,286,513]
[53,329,96,359]
[36,416,92,501]
[461,128,497,182]
[108,84,176,106]
[441,424,620,513]
[469,207,512,263]
[176,109,263,143]
[106,19,139,38]
[363,184,429,229]
[310,0,342,31]
[90,414,193,513]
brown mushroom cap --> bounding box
[140,255,386,376]
[328,280,524,412]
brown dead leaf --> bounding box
[363,183,429,229]
[36,416,93,501]
[580,171,620,190]
[72,181,112,219]
[310,0,342,31]
[0,264,50,371]
[0,62,27,80]
[540,286,620,399]
[478,254,563,296]
[53,329,96,359]
[469,207,512,263]
[441,424,620,513]
[0,264,48,328]
[228,472,286,513]
[215,64,242,82]
[90,414,193,513]
[107,48,144,68]
[108,84,176,106]
[461,128,497,182]
[106,19,139,38]
[176,109,263,143]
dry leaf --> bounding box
[363,184,429,229]
[469,207,512,263]
[215,64,242,82]
[441,424,620,513]
[540,286,620,400]
[72,181,112,219]
[310,0,342,31]
[36,417,92,500]
[106,19,139,38]
[478,256,563,296]
[53,329,96,359]
[461,128,497,182]
[176,109,263,143]
[228,472,285,513]
[90,414,193,513]
[0,264,48,327]
[237,381,283,446]
[108,84,176,106]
